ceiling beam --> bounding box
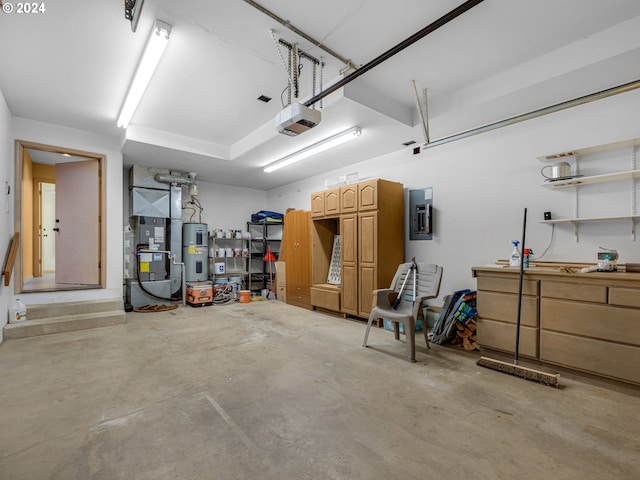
[303,0,485,108]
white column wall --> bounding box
[11,118,123,304]
[0,89,14,342]
[266,88,640,304]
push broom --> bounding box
[263,245,277,299]
[476,208,560,387]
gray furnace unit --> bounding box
[135,216,167,281]
[183,223,208,281]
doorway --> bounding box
[38,181,56,274]
[14,140,106,293]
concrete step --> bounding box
[3,311,126,340]
[25,299,124,320]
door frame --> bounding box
[14,139,107,293]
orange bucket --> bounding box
[238,290,251,303]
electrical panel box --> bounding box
[409,187,433,240]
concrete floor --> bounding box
[0,301,639,480]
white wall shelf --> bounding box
[537,138,638,163]
[541,169,640,189]
[538,215,640,241]
[538,138,639,241]
[539,215,640,224]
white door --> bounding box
[55,160,100,285]
[40,182,56,272]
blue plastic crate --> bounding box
[383,319,423,334]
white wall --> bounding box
[266,88,640,304]
[0,88,14,342]
[11,118,124,304]
[183,181,267,233]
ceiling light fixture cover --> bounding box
[264,127,362,173]
[117,20,171,128]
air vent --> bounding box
[257,95,272,103]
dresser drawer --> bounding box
[540,330,640,385]
[310,286,340,311]
[541,298,640,346]
[477,318,537,358]
[477,291,538,327]
[286,284,310,307]
[541,281,607,303]
[477,276,538,295]
[609,287,640,307]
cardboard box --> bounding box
[275,261,286,302]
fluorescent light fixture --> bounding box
[117,20,171,128]
[264,127,362,173]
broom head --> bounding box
[477,356,560,388]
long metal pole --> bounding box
[303,0,485,108]
[514,208,527,366]
[426,79,640,149]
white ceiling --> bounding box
[2,0,640,189]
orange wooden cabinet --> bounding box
[357,179,380,211]
[283,210,313,310]
[310,187,340,218]
[340,184,357,213]
[310,179,404,319]
[310,192,324,218]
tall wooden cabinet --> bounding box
[310,179,404,319]
[282,210,312,310]
[340,214,358,315]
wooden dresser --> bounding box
[472,265,640,386]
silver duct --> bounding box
[154,172,196,186]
